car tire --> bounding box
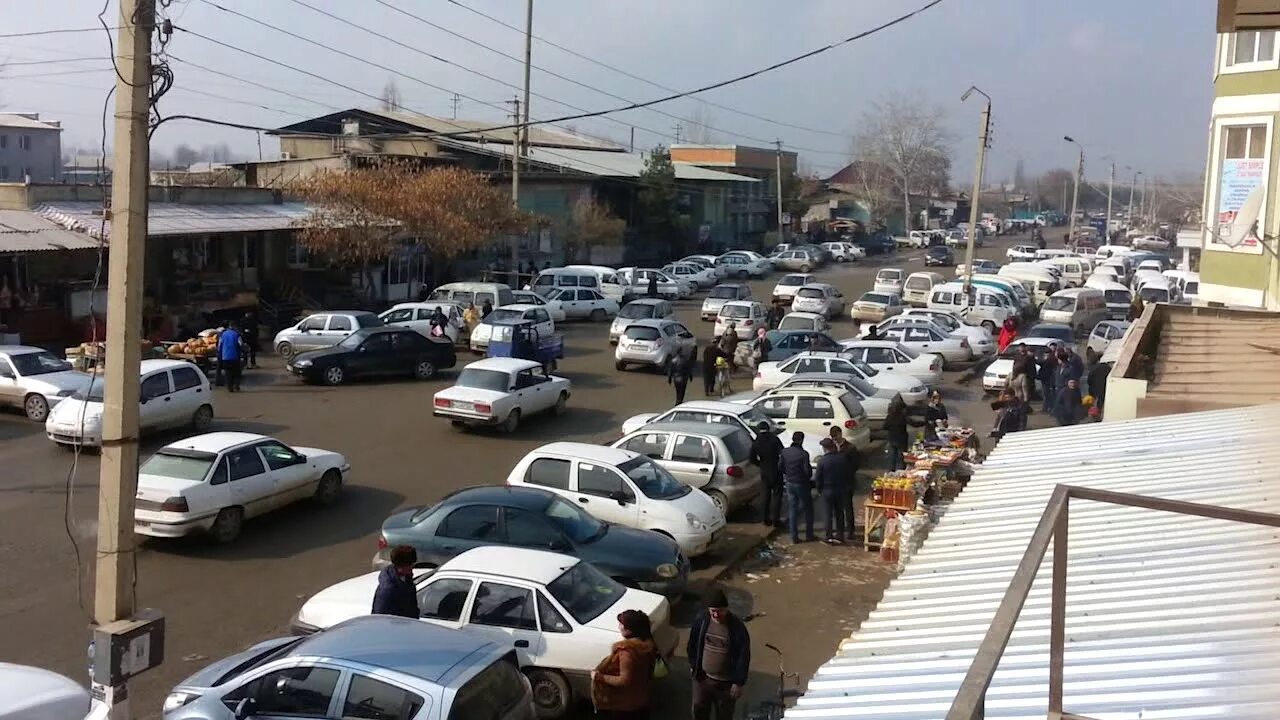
[23,394,49,422]
[706,489,729,517]
[525,668,572,720]
[323,365,345,386]
[615,360,627,371]
[413,359,437,380]
[800,265,812,273]
[276,341,294,360]
[553,392,568,416]
[191,404,214,432]
[589,308,607,322]
[314,469,342,506]
[738,270,750,279]
[501,409,521,433]
[209,507,244,544]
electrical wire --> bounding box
[2,56,108,67]
[0,26,119,39]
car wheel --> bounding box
[209,507,244,544]
[589,308,607,322]
[190,404,214,431]
[706,489,729,517]
[501,409,521,433]
[800,264,812,273]
[552,392,568,416]
[276,341,294,360]
[738,270,749,279]
[23,394,49,422]
[525,668,572,720]
[323,365,345,386]
[981,320,997,334]
[413,359,437,380]
[615,360,627,371]
[314,469,342,506]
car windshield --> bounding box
[778,316,812,330]
[708,287,739,299]
[623,326,661,341]
[1185,281,1199,295]
[860,293,892,304]
[545,497,605,543]
[739,406,773,432]
[797,288,825,299]
[140,450,216,481]
[1104,289,1131,304]
[778,276,805,286]
[356,314,383,328]
[545,560,625,624]
[619,457,690,500]
[72,377,105,402]
[487,309,524,324]
[1140,287,1169,302]
[618,304,655,320]
[1043,296,1076,312]
[927,315,958,331]
[337,331,371,349]
[1029,325,1074,341]
[10,351,72,376]
[876,270,901,281]
[455,368,511,392]
[848,358,878,377]
[722,304,750,318]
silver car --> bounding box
[0,345,90,421]
[614,318,696,371]
[612,421,761,517]
[701,283,753,320]
[272,311,383,359]
[609,298,675,343]
[164,615,534,720]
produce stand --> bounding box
[65,341,158,371]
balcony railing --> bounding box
[945,483,1280,720]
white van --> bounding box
[1094,244,1134,261]
[1136,275,1174,304]
[1033,248,1075,261]
[902,271,945,307]
[428,282,515,309]
[965,275,1032,312]
[531,267,603,299]
[1163,270,1199,304]
[927,281,1012,333]
[1088,279,1133,320]
[998,265,1059,306]
[1039,287,1108,336]
[1041,256,1088,287]
[563,265,628,302]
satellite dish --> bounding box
[1228,184,1265,246]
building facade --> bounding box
[670,144,796,249]
[0,114,62,183]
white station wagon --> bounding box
[433,358,571,433]
[134,432,349,543]
[45,359,214,447]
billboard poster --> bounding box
[1214,157,1265,254]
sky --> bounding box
[1,0,1215,186]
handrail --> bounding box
[945,483,1280,720]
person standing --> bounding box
[1008,346,1032,403]
[218,320,244,392]
[1088,358,1111,411]
[750,421,784,526]
[481,298,493,319]
[429,306,449,338]
[997,318,1017,353]
[780,431,814,543]
[241,312,259,368]
[1038,348,1059,414]
[750,327,772,368]
[702,344,721,396]
[647,273,659,299]
[667,346,695,405]
[714,355,733,397]
[371,545,420,618]
[1054,377,1084,426]
[688,588,751,720]
[863,323,882,340]
[719,323,739,371]
[828,426,861,536]
[990,389,1028,438]
[923,391,949,442]
[814,438,852,545]
[883,395,921,471]
[591,609,658,720]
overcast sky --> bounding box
[3,0,1214,184]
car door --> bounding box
[550,289,579,319]
[571,461,639,526]
[224,445,277,517]
[348,332,393,378]
[0,357,20,409]
[664,433,716,489]
[138,370,175,431]
[254,440,315,505]
[291,314,329,351]
[905,326,936,354]
[167,365,208,427]
[866,347,902,373]
[754,394,795,432]
[431,505,502,562]
[513,367,552,413]
[533,308,554,335]
[417,575,475,630]
[221,664,343,719]
[620,431,671,462]
[322,314,355,347]
[464,580,545,665]
[791,357,828,376]
[339,673,429,720]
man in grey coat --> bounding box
[813,438,853,545]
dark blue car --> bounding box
[764,330,843,361]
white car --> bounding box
[752,351,927,404]
[714,300,768,340]
[681,255,728,280]
[512,289,567,323]
[432,357,571,433]
[544,287,619,321]
[1086,320,1131,363]
[821,241,863,261]
[895,309,995,356]
[134,432,349,543]
[777,311,830,333]
[1006,244,1039,262]
[790,283,846,319]
[620,267,685,299]
[292,546,679,718]
[46,359,214,447]
[902,231,931,249]
[379,301,466,343]
[849,292,905,325]
[621,400,780,439]
[873,268,905,295]
[0,345,91,422]
[469,303,555,352]
[609,298,675,343]
[752,372,896,427]
[701,283,753,321]
[506,443,725,557]
[715,252,769,279]
[871,324,973,366]
[837,340,944,387]
[748,387,873,452]
[663,261,716,290]
[983,337,1064,393]
[615,318,696,371]
[771,273,817,304]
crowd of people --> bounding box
[991,319,1108,438]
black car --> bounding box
[374,485,689,598]
[287,327,456,385]
[1025,323,1075,343]
[925,245,955,266]
[765,330,842,360]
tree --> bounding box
[853,95,952,232]
[560,199,625,264]
[380,80,402,112]
[684,105,717,144]
[1013,157,1027,190]
[173,143,198,168]
[1037,168,1074,211]
[636,145,686,256]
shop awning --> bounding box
[35,201,314,240]
[0,210,104,252]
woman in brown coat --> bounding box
[591,609,658,719]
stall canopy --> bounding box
[790,403,1280,720]
[35,201,313,240]
[0,210,103,252]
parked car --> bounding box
[821,241,864,261]
[752,351,927,403]
[287,327,456,385]
[0,663,97,720]
[772,250,819,273]
[1086,320,1131,362]
[45,359,213,448]
[1007,244,1039,262]
[790,283,846,319]
[776,311,830,334]
[0,345,90,422]
[754,372,895,427]
[374,485,689,598]
[715,251,769,279]
[615,318,696,371]
[884,312,995,356]
[135,432,348,543]
[511,289,568,323]
[471,304,556,352]
[924,245,955,267]
[163,615,536,720]
[837,340,943,387]
[663,261,717,290]
[429,281,516,310]
[1132,234,1171,251]
[955,259,1001,276]
[902,271,947,307]
[873,268,905,295]
[609,298,675,344]
[763,329,842,361]
[748,386,872,452]
[379,302,466,343]
[433,358,570,433]
[272,311,383,360]
[1025,322,1075,343]
[619,268,685,300]
[611,422,761,517]
[506,442,723,557]
[620,399,780,440]
[714,300,769,340]
[983,337,1064,393]
[871,324,973,366]
[850,292,905,325]
[544,288,619,321]
[771,273,818,303]
[681,255,728,280]
[701,283,753,321]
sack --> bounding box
[430,325,444,337]
[652,655,669,679]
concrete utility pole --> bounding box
[775,139,785,237]
[95,0,153,715]
[1064,136,1083,246]
[1128,170,1140,230]
[509,97,521,288]
[450,93,461,120]
[1106,161,1115,240]
[1141,175,1149,224]
[961,86,991,296]
[520,0,532,155]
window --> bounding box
[18,135,31,151]
[514,369,545,389]
[171,366,202,391]
[209,458,229,486]
[439,506,499,540]
[533,274,555,288]
[537,591,571,633]
[300,315,328,332]
[932,291,954,304]
[343,675,424,720]
[623,432,670,459]
[419,578,472,621]
[447,658,526,720]
[502,508,562,547]
[672,435,714,464]
[1224,124,1268,160]
[228,666,340,717]
[286,239,310,268]
[576,289,595,301]
[906,328,935,342]
[140,373,171,401]
[256,441,299,471]
[865,348,898,364]
[1225,30,1279,70]
[795,397,834,419]
[382,308,414,323]
[524,457,571,491]
[978,294,1000,307]
[328,316,353,332]
[578,463,627,498]
[758,396,794,419]
[793,357,826,374]
[226,447,266,481]
[360,334,393,353]
[470,582,536,630]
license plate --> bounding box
[629,344,648,351]
[452,401,474,411]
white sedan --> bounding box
[871,324,973,366]
[837,339,944,387]
[983,337,1064,393]
[663,261,717,289]
[752,351,928,404]
[544,287,619,321]
[897,308,995,355]
[46,359,214,447]
[134,432,348,543]
[379,302,466,343]
[291,546,679,719]
[777,311,830,333]
[1006,244,1039,262]
[512,289,567,323]
[771,273,817,303]
[469,303,555,352]
[790,283,845,319]
[433,357,571,433]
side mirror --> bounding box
[610,491,631,506]
[233,697,256,720]
[548,538,571,552]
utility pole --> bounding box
[629,127,635,153]
[450,93,461,120]
[95,0,156,716]
[960,86,990,296]
[1064,136,1083,246]
[509,97,521,288]
[1141,175,1149,225]
[674,124,684,144]
[1128,170,1140,230]
[1106,161,1115,241]
[775,139,785,238]
[520,0,532,155]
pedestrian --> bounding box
[750,421,784,526]
[667,346,695,405]
[780,431,815,543]
[883,395,922,471]
[863,323,882,340]
[828,426,860,534]
[371,545,420,618]
[688,588,751,720]
[1008,346,1032,402]
[923,390,949,442]
[647,273,659,299]
[241,312,259,368]
[990,389,1028,439]
[1038,348,1059,414]
[481,298,493,319]
[714,355,733,397]
[1062,346,1085,381]
[1088,359,1111,410]
[591,609,658,720]
[1054,377,1084,426]
[768,301,786,329]
[702,344,721,396]
[997,318,1017,353]
[750,327,772,368]
[814,438,852,545]
[218,320,243,392]
[429,306,448,338]
[719,324,739,371]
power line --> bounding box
[2,56,107,67]
[0,26,118,39]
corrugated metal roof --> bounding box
[439,139,759,182]
[1146,307,1280,409]
[0,210,103,252]
[791,404,1280,720]
[0,113,62,131]
[35,201,312,239]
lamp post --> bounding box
[1127,169,1142,231]
[1064,136,1083,246]
[961,86,991,296]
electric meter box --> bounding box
[91,609,165,686]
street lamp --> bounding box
[961,86,991,296]
[1063,136,1083,246]
[1127,168,1142,230]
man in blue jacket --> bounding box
[217,320,243,392]
[687,587,750,720]
[371,545,420,618]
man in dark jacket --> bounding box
[647,273,659,298]
[814,438,853,544]
[749,422,784,526]
[667,346,696,404]
[702,343,721,396]
[687,587,751,720]
[883,395,922,471]
[241,312,259,368]
[829,426,861,535]
[1088,359,1111,410]
[371,545,420,618]
[780,432,814,543]
[1038,349,1058,413]
[1054,377,1083,426]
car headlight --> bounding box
[655,563,679,579]
[685,512,708,531]
[293,359,312,367]
[911,385,925,393]
[163,692,199,712]
[55,389,75,397]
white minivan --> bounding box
[926,282,1012,333]
[1040,256,1089,287]
[530,267,602,299]
[902,272,946,307]
[565,264,628,302]
[1087,279,1133,320]
[998,265,1059,306]
[1039,287,1109,337]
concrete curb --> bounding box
[686,522,776,595]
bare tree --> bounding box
[684,104,718,144]
[173,143,199,167]
[1013,157,1027,190]
[853,95,952,232]
[380,80,402,112]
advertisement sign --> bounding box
[1214,157,1265,254]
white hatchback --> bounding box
[470,304,555,352]
[873,268,905,295]
[45,359,214,447]
[771,273,817,303]
[790,283,845,319]
[714,300,768,340]
[838,340,944,387]
[615,319,696,371]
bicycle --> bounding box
[745,643,801,720]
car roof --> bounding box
[314,310,378,316]
[842,339,899,348]
[633,421,744,439]
[442,484,555,510]
[622,318,675,328]
[712,283,749,290]
[626,298,668,306]
[490,303,538,312]
[663,400,754,415]
[1031,322,1072,332]
[797,283,833,290]
[782,311,824,320]
[439,546,580,585]
[387,301,459,310]
[0,345,49,356]
[140,358,199,373]
[290,615,504,684]
[159,432,267,453]
[1009,337,1061,347]
[465,357,542,372]
[721,300,760,308]
[527,441,638,465]
[766,385,849,398]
